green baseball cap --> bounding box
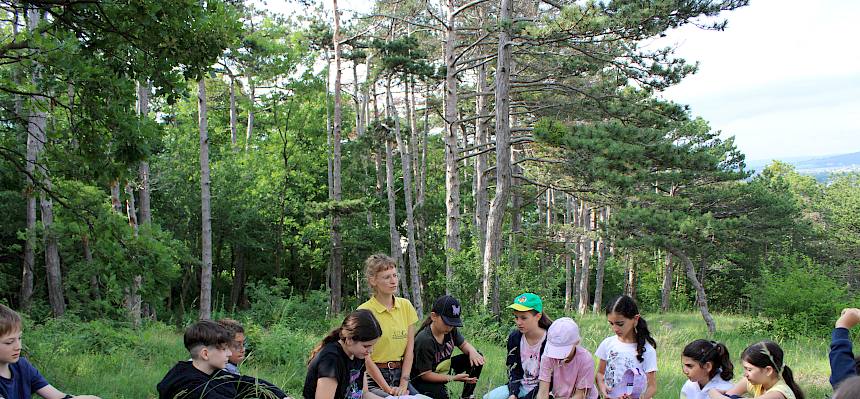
[508,293,543,313]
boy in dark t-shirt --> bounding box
[0,304,100,399]
[412,296,484,399]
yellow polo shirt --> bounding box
[746,381,796,399]
[358,296,418,363]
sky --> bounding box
[266,0,860,161]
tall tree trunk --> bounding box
[572,198,582,308]
[125,182,138,233]
[137,80,152,225]
[329,0,344,315]
[371,79,384,196]
[482,0,513,316]
[229,75,238,149]
[230,244,246,311]
[592,207,608,314]
[198,78,212,320]
[388,76,422,317]
[384,137,406,299]
[577,202,592,315]
[443,0,461,283]
[564,195,573,313]
[667,246,717,334]
[26,8,64,317]
[660,252,673,313]
[21,91,37,310]
[245,73,255,151]
[624,255,636,297]
[124,181,142,327]
[474,56,489,264]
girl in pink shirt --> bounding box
[536,317,598,399]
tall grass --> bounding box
[25,312,833,398]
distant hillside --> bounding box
[747,151,860,181]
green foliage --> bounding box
[745,253,852,338]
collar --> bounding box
[367,295,399,313]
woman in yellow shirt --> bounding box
[357,254,421,397]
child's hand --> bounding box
[837,308,860,329]
[452,373,477,384]
[468,351,485,367]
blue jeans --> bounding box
[483,384,531,399]
[367,366,421,397]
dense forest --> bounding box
[0,0,857,337]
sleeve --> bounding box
[830,327,857,388]
[642,345,658,372]
[236,375,288,399]
[21,358,50,391]
[772,383,796,399]
[595,338,608,361]
[314,352,342,380]
[452,328,465,347]
[507,331,524,395]
[538,356,553,383]
[403,299,419,326]
[575,354,596,390]
[412,334,436,374]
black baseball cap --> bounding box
[432,295,463,327]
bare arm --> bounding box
[597,359,609,399]
[363,372,387,399]
[364,357,394,395]
[640,371,657,399]
[536,380,550,399]
[36,385,100,399]
[458,340,485,366]
[397,325,417,393]
[571,388,586,399]
[315,377,339,399]
[709,378,748,398]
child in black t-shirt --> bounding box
[304,309,385,399]
[411,295,484,399]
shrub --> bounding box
[745,253,852,337]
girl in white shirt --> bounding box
[680,340,734,399]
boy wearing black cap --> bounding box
[412,295,484,399]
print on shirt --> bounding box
[346,368,363,399]
[604,349,644,390]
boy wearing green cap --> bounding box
[484,293,553,399]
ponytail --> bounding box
[537,311,553,331]
[308,327,342,365]
[634,317,657,363]
[741,340,804,399]
[418,315,432,333]
[781,365,805,399]
[307,309,382,366]
[683,339,733,381]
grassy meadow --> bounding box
[25,312,835,399]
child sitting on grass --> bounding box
[157,320,287,399]
[708,340,804,399]
[217,319,246,375]
[0,304,101,399]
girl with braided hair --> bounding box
[596,295,658,399]
[680,340,734,398]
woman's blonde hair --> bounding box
[365,253,396,293]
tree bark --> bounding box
[229,75,238,148]
[388,76,423,317]
[667,246,717,334]
[110,180,123,213]
[41,188,65,317]
[564,195,573,313]
[577,202,592,315]
[230,244,246,311]
[443,0,461,283]
[198,78,212,320]
[660,252,673,313]
[384,136,406,300]
[592,207,608,314]
[474,48,489,265]
[137,80,152,225]
[482,0,513,316]
[329,0,344,315]
[245,74,255,151]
